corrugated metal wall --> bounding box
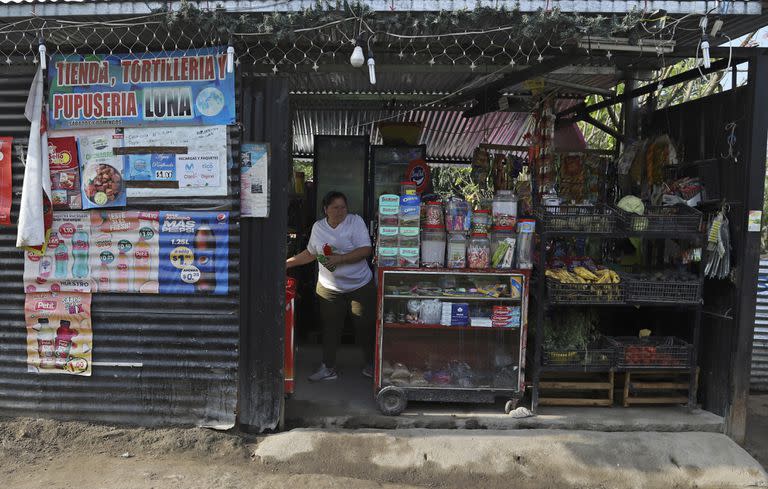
[753,259,768,391]
[0,65,240,427]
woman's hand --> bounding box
[324,254,346,269]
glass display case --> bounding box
[374,268,529,415]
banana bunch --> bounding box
[546,267,620,284]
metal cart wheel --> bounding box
[504,398,519,414]
[376,386,408,416]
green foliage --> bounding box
[159,1,645,47]
[543,309,599,350]
[431,166,493,208]
[293,159,314,182]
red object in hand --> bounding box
[323,244,333,256]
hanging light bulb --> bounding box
[367,55,376,85]
[350,45,365,68]
[226,39,235,74]
[700,34,711,69]
[38,33,47,70]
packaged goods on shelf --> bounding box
[440,302,470,326]
[398,226,421,248]
[472,209,491,234]
[378,247,398,267]
[491,227,516,269]
[492,190,518,228]
[423,201,444,228]
[446,233,467,269]
[467,233,491,269]
[420,228,446,268]
[399,195,421,227]
[445,198,472,232]
[397,247,420,268]
[378,226,399,248]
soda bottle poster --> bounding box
[25,291,92,376]
[90,211,160,293]
[23,211,93,293]
[158,211,229,294]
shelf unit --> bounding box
[375,267,530,415]
[532,226,706,411]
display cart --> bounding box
[374,267,529,415]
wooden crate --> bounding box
[622,368,699,407]
[538,370,615,407]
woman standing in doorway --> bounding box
[286,191,375,381]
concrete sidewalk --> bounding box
[254,429,768,489]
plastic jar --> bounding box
[471,209,491,234]
[420,227,446,268]
[400,181,417,196]
[446,233,467,269]
[423,201,444,228]
[492,190,518,228]
[445,199,471,232]
[490,227,516,269]
[467,233,491,269]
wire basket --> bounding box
[546,278,624,304]
[608,336,693,370]
[542,340,615,371]
[536,204,618,234]
[624,279,702,304]
[617,204,703,233]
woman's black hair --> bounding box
[322,191,348,211]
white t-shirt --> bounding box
[307,214,372,293]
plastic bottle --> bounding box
[116,250,131,292]
[420,227,446,268]
[133,236,151,291]
[71,230,89,279]
[491,227,517,269]
[97,262,112,292]
[53,320,77,369]
[54,241,69,278]
[194,223,217,293]
[38,253,53,280]
[35,318,55,369]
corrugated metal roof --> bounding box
[753,258,768,391]
[292,106,536,161]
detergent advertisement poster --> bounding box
[48,47,235,130]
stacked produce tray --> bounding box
[617,204,703,233]
[546,279,623,304]
[624,273,702,304]
[541,339,615,371]
[608,336,694,370]
[536,204,618,233]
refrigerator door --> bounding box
[370,145,426,214]
[314,136,369,220]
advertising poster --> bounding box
[158,211,229,295]
[78,131,126,209]
[123,125,228,197]
[240,143,269,218]
[25,291,92,376]
[0,137,11,225]
[24,211,93,293]
[48,47,236,130]
[48,136,82,210]
[90,211,160,293]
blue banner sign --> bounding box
[49,47,235,129]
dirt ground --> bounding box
[1,400,767,489]
[745,393,768,469]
